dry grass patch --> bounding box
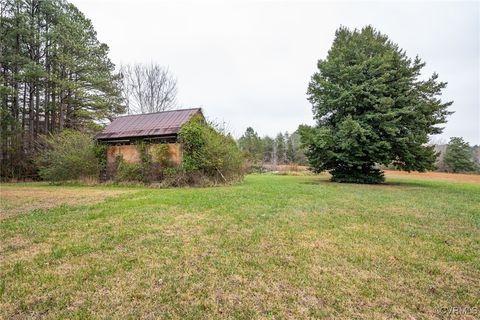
[384,170,480,183]
[0,185,128,219]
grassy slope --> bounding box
[0,175,479,319]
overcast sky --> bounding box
[73,0,479,144]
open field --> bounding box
[1,173,479,319]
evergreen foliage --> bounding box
[238,127,264,163]
[300,26,452,183]
[237,128,308,166]
[274,133,286,164]
[444,137,478,173]
[262,136,275,163]
[1,0,124,179]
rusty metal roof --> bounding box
[96,108,202,140]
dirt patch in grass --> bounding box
[0,186,127,220]
[384,170,480,183]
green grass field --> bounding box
[1,174,479,319]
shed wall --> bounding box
[107,143,182,168]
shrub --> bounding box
[36,130,100,182]
[94,143,108,171]
[151,144,173,167]
[179,115,245,184]
[116,162,144,182]
[249,163,266,173]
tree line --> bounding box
[2,7,477,183]
[237,126,480,174]
[1,0,124,179]
[238,127,307,165]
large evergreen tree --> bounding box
[300,26,452,183]
[0,0,124,178]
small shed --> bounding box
[96,108,203,170]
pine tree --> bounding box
[290,131,308,165]
[0,0,124,178]
[262,136,274,163]
[285,132,295,163]
[300,26,452,183]
[444,137,477,173]
[275,133,286,164]
[238,127,264,163]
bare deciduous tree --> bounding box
[120,63,178,114]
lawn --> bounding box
[0,173,479,319]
